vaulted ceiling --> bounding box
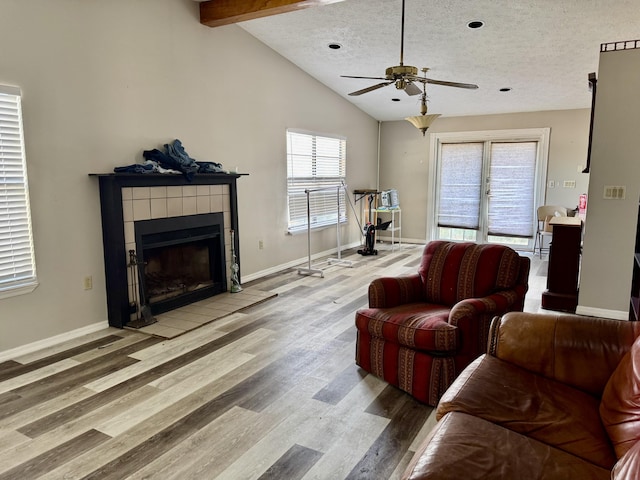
[197,0,640,121]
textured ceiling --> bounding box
[220,0,640,121]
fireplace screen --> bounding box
[144,240,213,302]
[134,213,226,314]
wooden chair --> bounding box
[533,205,568,258]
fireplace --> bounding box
[91,172,243,328]
[135,213,226,314]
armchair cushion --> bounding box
[419,241,524,306]
[355,304,455,352]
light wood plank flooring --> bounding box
[0,244,546,479]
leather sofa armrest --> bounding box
[368,274,425,308]
[488,312,640,396]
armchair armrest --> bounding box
[368,274,425,308]
[449,289,523,326]
[488,311,640,396]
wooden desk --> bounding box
[541,217,582,312]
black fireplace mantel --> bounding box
[90,172,246,328]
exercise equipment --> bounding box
[357,194,391,256]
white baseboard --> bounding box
[0,320,110,363]
[242,239,427,284]
[2,240,422,360]
[375,236,426,245]
[241,241,363,283]
[575,305,628,320]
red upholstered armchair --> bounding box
[355,241,530,406]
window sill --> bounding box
[287,221,348,235]
[0,281,39,300]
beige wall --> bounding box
[379,109,591,241]
[578,48,640,319]
[2,0,626,354]
[0,0,379,352]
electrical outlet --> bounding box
[258,240,264,250]
[548,180,555,188]
[83,276,93,290]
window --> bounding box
[286,129,346,233]
[0,85,37,298]
[430,129,549,248]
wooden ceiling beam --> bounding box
[200,0,346,28]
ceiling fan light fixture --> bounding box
[405,114,441,136]
[341,0,478,101]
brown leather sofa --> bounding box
[402,312,640,480]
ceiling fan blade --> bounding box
[404,82,422,96]
[342,75,389,81]
[348,81,394,96]
[425,78,479,89]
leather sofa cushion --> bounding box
[600,334,640,459]
[490,312,640,397]
[402,412,610,480]
[355,303,457,352]
[437,355,617,469]
[612,440,640,479]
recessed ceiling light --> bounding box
[499,87,512,92]
[391,98,401,102]
[328,43,342,50]
[467,20,484,29]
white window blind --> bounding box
[287,129,346,233]
[437,142,483,230]
[0,85,37,297]
[437,140,537,238]
[487,142,536,238]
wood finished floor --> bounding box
[0,244,547,480]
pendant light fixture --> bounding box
[405,68,440,135]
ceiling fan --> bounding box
[341,0,479,97]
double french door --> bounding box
[432,129,549,248]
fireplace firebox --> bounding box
[135,213,226,315]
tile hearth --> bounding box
[129,288,277,339]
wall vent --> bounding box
[603,185,626,199]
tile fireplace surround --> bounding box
[91,173,244,328]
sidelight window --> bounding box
[0,85,37,299]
